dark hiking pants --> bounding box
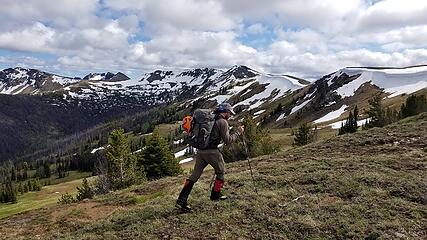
[188,149,225,182]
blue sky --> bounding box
[1,0,427,80]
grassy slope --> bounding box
[1,114,427,239]
[0,171,92,219]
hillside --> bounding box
[2,64,427,163]
[1,113,426,239]
[0,65,308,162]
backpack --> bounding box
[185,109,216,149]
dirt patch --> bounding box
[50,201,118,223]
[318,195,343,207]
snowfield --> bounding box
[333,66,427,98]
[314,105,348,124]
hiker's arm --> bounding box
[218,120,239,145]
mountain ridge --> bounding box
[1,64,427,162]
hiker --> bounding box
[176,103,244,211]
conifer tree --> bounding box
[27,180,33,192]
[43,161,51,178]
[106,129,141,190]
[3,180,17,203]
[76,178,94,201]
[11,167,16,181]
[339,105,359,135]
[22,162,28,180]
[366,94,386,128]
[400,94,427,118]
[138,130,181,180]
[222,116,278,162]
[293,123,317,146]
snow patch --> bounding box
[52,75,80,85]
[386,81,427,98]
[254,110,265,116]
[314,105,348,124]
[174,148,188,158]
[290,98,311,115]
[179,157,194,164]
[329,118,371,129]
[91,146,105,154]
[276,112,287,122]
[234,75,305,110]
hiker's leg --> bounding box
[206,150,225,181]
[176,153,207,210]
[188,152,208,183]
[205,150,227,200]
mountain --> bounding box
[0,67,80,95]
[263,65,427,128]
[1,64,427,162]
[83,72,130,82]
[0,65,308,162]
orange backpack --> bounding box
[182,115,193,133]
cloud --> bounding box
[356,0,427,32]
[0,0,99,29]
[105,0,238,34]
[0,22,55,52]
[0,0,427,80]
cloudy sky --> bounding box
[0,0,426,79]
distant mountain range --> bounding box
[1,64,427,162]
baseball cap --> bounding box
[218,102,236,115]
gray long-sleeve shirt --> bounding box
[206,116,240,149]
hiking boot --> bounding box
[176,199,192,212]
[176,179,194,211]
[210,178,227,201]
[210,190,228,201]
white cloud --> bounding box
[356,0,427,32]
[0,0,427,81]
[105,0,237,34]
[0,22,55,52]
[0,0,99,29]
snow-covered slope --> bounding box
[58,65,309,112]
[3,65,427,129]
[270,65,427,127]
[329,66,427,99]
[0,67,80,95]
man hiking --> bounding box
[176,103,244,211]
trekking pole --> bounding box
[242,135,258,195]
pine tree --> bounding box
[3,180,17,203]
[18,182,24,195]
[400,94,427,118]
[222,116,278,162]
[293,123,317,146]
[22,162,28,180]
[11,167,16,181]
[27,180,33,192]
[138,130,181,180]
[106,129,141,190]
[339,106,359,135]
[76,178,94,201]
[43,161,51,179]
[366,94,386,128]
